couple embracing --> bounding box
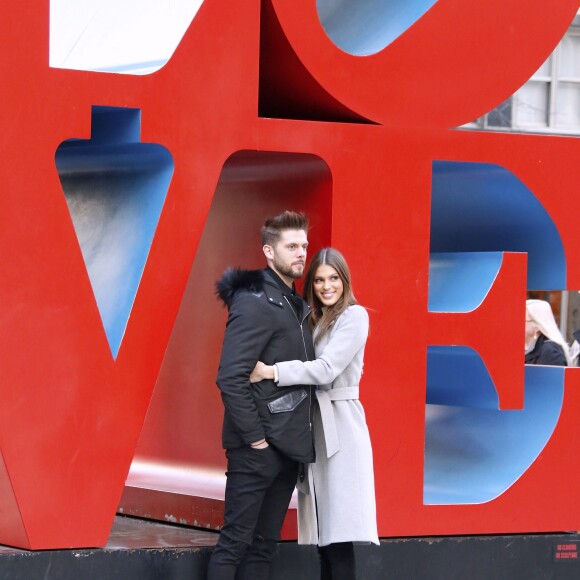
[207,211,378,580]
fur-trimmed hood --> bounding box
[214,266,316,462]
[215,268,266,306]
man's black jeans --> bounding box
[207,445,299,580]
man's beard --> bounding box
[273,256,304,279]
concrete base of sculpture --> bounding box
[1,516,579,579]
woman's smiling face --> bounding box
[313,264,344,307]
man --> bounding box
[207,211,316,580]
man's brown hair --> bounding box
[261,211,309,246]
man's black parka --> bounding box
[215,267,316,463]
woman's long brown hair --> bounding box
[304,248,358,343]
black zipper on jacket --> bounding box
[284,296,314,432]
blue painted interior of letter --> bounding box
[316,0,439,56]
[429,252,504,313]
[425,160,566,505]
[426,347,499,410]
[425,365,564,504]
[55,106,174,358]
[431,161,565,290]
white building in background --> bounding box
[468,14,580,135]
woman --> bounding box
[525,299,571,366]
[250,248,379,580]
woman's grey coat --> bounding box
[276,305,379,546]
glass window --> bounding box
[559,35,580,78]
[486,98,512,128]
[466,27,580,135]
[534,55,552,79]
[514,82,549,127]
[555,82,580,127]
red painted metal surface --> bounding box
[0,0,579,549]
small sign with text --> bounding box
[554,542,579,563]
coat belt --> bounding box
[316,387,359,458]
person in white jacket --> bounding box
[250,247,378,580]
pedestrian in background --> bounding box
[525,299,571,366]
